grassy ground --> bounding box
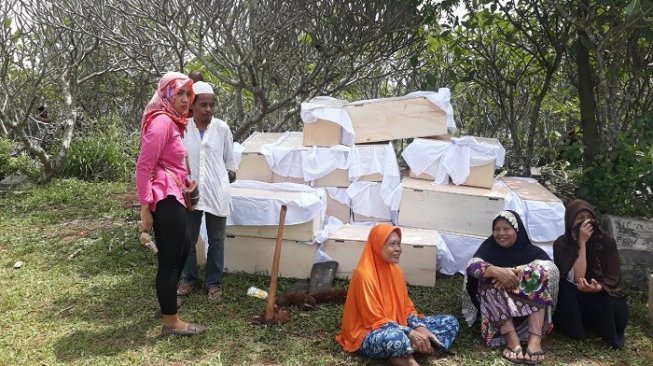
[0,179,651,366]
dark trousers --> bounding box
[152,196,191,315]
[553,280,629,349]
[182,210,227,288]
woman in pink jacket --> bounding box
[136,72,205,336]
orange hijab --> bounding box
[336,224,419,352]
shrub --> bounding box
[0,138,42,181]
[59,121,138,182]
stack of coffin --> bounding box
[397,133,510,268]
[229,89,565,285]
[299,92,454,224]
[237,131,395,225]
[223,182,324,279]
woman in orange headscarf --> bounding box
[336,224,459,366]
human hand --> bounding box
[511,266,524,281]
[228,170,236,183]
[408,327,433,354]
[140,205,153,233]
[576,277,603,293]
[491,267,520,289]
[578,219,594,245]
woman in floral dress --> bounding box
[462,210,559,365]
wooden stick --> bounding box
[265,205,287,322]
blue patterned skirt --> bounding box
[359,314,459,359]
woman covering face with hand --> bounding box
[136,72,206,336]
[336,224,459,366]
[463,210,559,365]
[553,199,628,349]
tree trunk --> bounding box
[576,0,600,166]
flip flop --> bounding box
[502,345,523,364]
[522,347,545,365]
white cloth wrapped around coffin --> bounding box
[257,133,400,191]
[501,176,565,243]
[402,136,506,187]
[226,181,326,241]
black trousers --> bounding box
[553,280,629,349]
[152,196,191,315]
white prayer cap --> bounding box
[192,81,214,95]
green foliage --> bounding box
[557,126,584,166]
[0,138,12,178]
[579,114,653,217]
[0,138,41,181]
[59,120,138,182]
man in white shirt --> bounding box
[177,81,237,301]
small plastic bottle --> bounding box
[139,232,158,254]
[247,286,268,299]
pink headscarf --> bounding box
[140,72,194,139]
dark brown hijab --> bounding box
[553,199,624,297]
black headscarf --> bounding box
[553,199,624,297]
[466,210,551,310]
[472,210,550,267]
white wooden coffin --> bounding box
[326,192,351,223]
[410,136,500,189]
[238,132,283,182]
[303,96,448,146]
[352,213,392,224]
[226,220,321,242]
[321,224,439,287]
[227,185,323,242]
[500,176,562,203]
[224,235,316,279]
[398,177,509,237]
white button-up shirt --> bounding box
[184,117,238,217]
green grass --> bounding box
[0,179,651,365]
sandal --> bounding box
[207,286,223,301]
[501,345,523,364]
[522,347,545,365]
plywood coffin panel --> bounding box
[398,177,508,237]
[224,235,316,279]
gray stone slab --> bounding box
[601,214,653,250]
[601,215,653,288]
[0,174,32,191]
